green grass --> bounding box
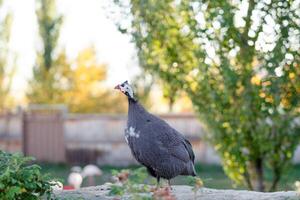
[39,163,300,191]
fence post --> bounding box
[23,104,67,163]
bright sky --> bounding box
[5,0,138,101]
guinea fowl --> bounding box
[115,80,196,187]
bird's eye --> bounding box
[121,84,125,87]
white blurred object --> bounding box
[81,164,102,186]
[49,181,63,191]
[70,166,82,173]
[81,164,102,177]
[68,172,83,189]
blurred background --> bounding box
[0,0,299,192]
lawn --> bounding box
[39,163,300,191]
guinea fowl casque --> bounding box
[115,80,197,187]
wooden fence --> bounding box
[23,105,66,162]
[0,111,23,152]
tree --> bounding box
[28,1,125,113]
[115,0,300,191]
[0,1,14,112]
[27,0,63,103]
[130,73,154,109]
[56,48,127,113]
[29,46,126,113]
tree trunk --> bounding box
[168,97,174,113]
[249,158,265,191]
[243,171,253,191]
[254,158,265,192]
[269,167,281,192]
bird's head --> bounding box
[114,80,136,101]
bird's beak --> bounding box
[114,85,120,90]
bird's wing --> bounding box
[183,139,195,163]
[142,119,192,164]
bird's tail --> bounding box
[190,163,197,176]
[182,161,197,176]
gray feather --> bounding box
[125,98,197,179]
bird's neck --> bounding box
[128,97,139,114]
[128,98,148,126]
[128,96,137,103]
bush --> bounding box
[0,150,55,200]
[109,168,150,196]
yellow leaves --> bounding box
[208,66,220,76]
[153,39,162,50]
[222,122,230,129]
[195,177,204,188]
[224,151,230,158]
[172,94,194,113]
[250,75,261,85]
[289,72,295,80]
[226,159,233,166]
[28,47,126,113]
[77,48,96,66]
[75,48,106,83]
[69,67,105,101]
[259,92,266,98]
[286,151,292,159]
[185,75,193,83]
[236,84,244,95]
[189,82,197,92]
[161,64,169,71]
[62,47,127,113]
[222,152,245,184]
[185,71,199,92]
[262,81,271,87]
[258,88,274,103]
[222,121,233,133]
[238,167,245,174]
[297,87,300,94]
[214,144,222,151]
[265,96,274,103]
[259,91,274,103]
[280,98,291,108]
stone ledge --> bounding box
[54,184,300,200]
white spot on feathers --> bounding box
[129,127,135,136]
[125,126,140,139]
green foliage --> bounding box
[187,176,203,189]
[109,184,125,196]
[109,167,151,199]
[27,0,63,104]
[115,0,300,191]
[0,150,55,200]
[131,73,154,109]
[0,2,15,112]
[187,176,204,199]
[36,0,63,71]
[109,168,203,199]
